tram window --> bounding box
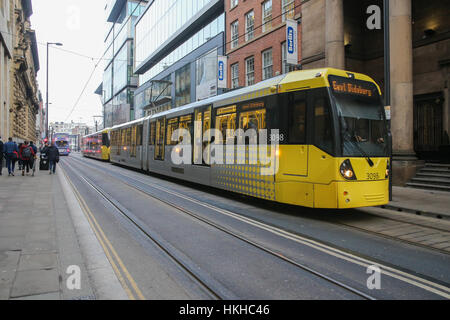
[131,126,137,157]
[121,129,125,146]
[239,108,266,144]
[149,122,156,145]
[216,112,236,144]
[194,107,212,165]
[137,125,143,146]
[288,93,306,144]
[166,118,179,145]
[314,96,333,154]
[239,109,266,131]
[127,128,132,146]
[155,118,166,160]
[179,115,192,144]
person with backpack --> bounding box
[44,143,60,175]
[29,141,38,175]
[19,141,36,176]
[0,136,3,176]
[3,138,18,176]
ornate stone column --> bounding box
[325,0,345,69]
[389,0,421,185]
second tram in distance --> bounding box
[81,129,111,161]
[86,68,390,209]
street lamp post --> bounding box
[45,42,63,140]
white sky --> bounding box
[31,0,107,126]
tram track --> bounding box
[67,155,450,255]
[61,161,230,300]
[64,156,450,299]
[63,157,379,299]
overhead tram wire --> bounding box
[0,3,301,73]
[63,0,145,122]
[0,2,301,122]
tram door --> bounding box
[194,106,212,165]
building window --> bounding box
[230,0,238,9]
[262,49,273,80]
[282,0,295,22]
[175,63,191,107]
[262,0,272,33]
[282,42,296,74]
[231,63,239,89]
[245,10,254,42]
[231,20,239,49]
[245,57,255,86]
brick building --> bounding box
[225,0,301,89]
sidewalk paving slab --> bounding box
[383,186,450,219]
[0,169,98,300]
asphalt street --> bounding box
[59,154,450,300]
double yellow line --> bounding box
[61,166,145,300]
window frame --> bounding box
[245,10,254,42]
[231,20,239,49]
[282,0,295,22]
[245,56,255,86]
[262,48,273,80]
[231,63,239,89]
[262,0,272,33]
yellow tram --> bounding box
[81,129,111,161]
[105,68,390,209]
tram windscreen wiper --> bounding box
[343,129,374,167]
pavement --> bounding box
[0,161,127,300]
[382,186,450,220]
[0,159,449,300]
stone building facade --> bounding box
[9,0,40,143]
[300,0,450,185]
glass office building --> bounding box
[100,0,147,128]
[133,0,225,118]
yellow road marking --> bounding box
[61,165,145,300]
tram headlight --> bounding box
[340,159,357,180]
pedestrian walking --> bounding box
[0,136,3,176]
[19,141,36,176]
[44,143,60,175]
[17,142,23,171]
[29,141,38,176]
[0,137,3,176]
[3,138,18,176]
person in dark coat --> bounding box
[44,143,60,175]
[0,136,3,176]
[3,138,18,176]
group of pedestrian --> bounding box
[0,136,60,177]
